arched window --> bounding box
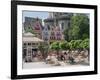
[47,25,50,30]
[54,36,55,39]
[50,37,52,39]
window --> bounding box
[23,49,27,58]
[45,37,48,40]
[52,28,53,30]
[23,43,27,48]
[50,37,52,39]
[51,32,54,35]
[32,43,35,45]
[35,43,38,45]
[28,43,31,46]
[61,23,64,29]
[52,37,54,40]
[57,37,61,40]
[54,37,55,39]
[45,32,48,35]
[47,25,50,30]
[24,43,26,46]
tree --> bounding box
[59,41,70,50]
[38,42,49,59]
[74,40,82,50]
[80,39,89,60]
[38,43,49,59]
[38,44,45,58]
[50,42,60,54]
[71,26,80,40]
[25,26,35,34]
[63,28,69,41]
[80,38,89,50]
[69,40,76,50]
[68,40,82,50]
[68,14,89,40]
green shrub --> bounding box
[59,41,70,50]
[80,38,89,49]
[50,42,60,51]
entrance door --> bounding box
[23,48,27,59]
[32,49,37,58]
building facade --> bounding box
[22,32,44,62]
[43,12,72,42]
[24,17,43,39]
[23,12,72,43]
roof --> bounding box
[23,32,35,37]
[23,32,44,42]
[23,37,44,42]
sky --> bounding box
[22,11,90,24]
[23,11,49,23]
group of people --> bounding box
[32,51,43,61]
[24,49,89,66]
[45,50,89,66]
